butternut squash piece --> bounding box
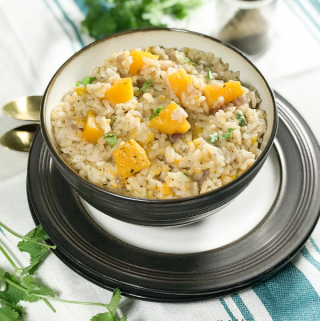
[81,110,104,144]
[167,69,193,99]
[73,87,87,96]
[129,49,159,75]
[148,101,190,135]
[113,139,151,179]
[104,78,134,104]
[202,81,244,108]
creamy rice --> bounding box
[51,46,267,199]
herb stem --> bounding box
[0,243,21,274]
[0,243,56,312]
[0,222,56,249]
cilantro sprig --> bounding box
[76,76,97,88]
[138,79,152,93]
[236,111,247,126]
[0,222,127,321]
[102,133,118,148]
[184,57,195,66]
[150,106,163,120]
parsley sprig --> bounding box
[102,133,118,148]
[221,128,236,139]
[0,222,127,321]
[207,69,214,80]
[236,111,247,126]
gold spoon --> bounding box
[2,96,41,121]
[0,124,39,152]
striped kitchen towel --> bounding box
[0,1,320,320]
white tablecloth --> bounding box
[1,1,320,320]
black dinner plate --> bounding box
[27,92,320,302]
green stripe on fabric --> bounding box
[284,0,320,45]
[231,294,254,321]
[73,0,89,15]
[219,298,237,321]
[301,246,320,272]
[53,0,85,48]
[310,237,320,254]
[253,262,320,321]
[43,0,76,52]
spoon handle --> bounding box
[2,96,42,121]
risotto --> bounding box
[51,46,267,199]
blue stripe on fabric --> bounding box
[253,262,320,321]
[53,0,85,48]
[231,294,254,321]
[219,298,237,321]
[73,0,89,15]
[294,0,320,33]
[42,0,76,52]
[308,0,320,15]
[284,0,320,45]
[310,237,320,254]
[0,227,4,236]
[301,246,320,272]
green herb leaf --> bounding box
[82,76,96,88]
[21,275,55,302]
[0,299,23,317]
[102,134,118,148]
[236,111,247,126]
[149,106,163,120]
[209,132,219,144]
[184,57,195,66]
[75,81,81,87]
[112,117,117,124]
[138,79,152,93]
[119,316,127,321]
[0,273,24,305]
[182,172,189,177]
[221,128,236,139]
[207,69,214,80]
[107,288,122,316]
[91,312,114,321]
[0,306,19,321]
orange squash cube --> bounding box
[104,78,134,104]
[148,101,191,135]
[129,49,159,75]
[202,81,244,107]
[81,110,104,144]
[113,139,151,179]
[167,69,193,99]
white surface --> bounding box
[1,1,320,321]
[82,147,280,253]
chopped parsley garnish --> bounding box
[236,111,247,126]
[82,76,96,87]
[149,106,163,120]
[102,133,118,147]
[112,117,117,124]
[222,128,236,139]
[209,132,219,144]
[184,57,195,66]
[76,76,96,88]
[138,79,152,93]
[207,69,214,80]
[182,172,189,177]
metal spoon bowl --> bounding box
[2,96,41,121]
[0,124,39,152]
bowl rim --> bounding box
[41,27,278,204]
